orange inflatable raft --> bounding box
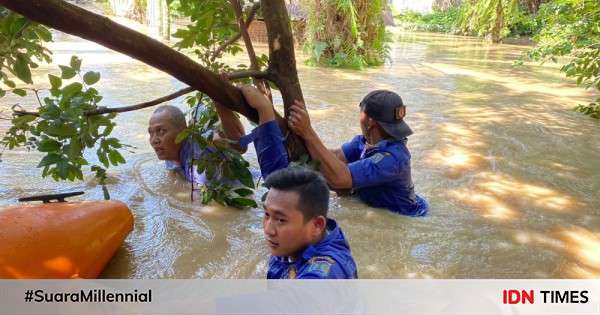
[0,192,133,279]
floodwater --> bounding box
[1,28,599,279]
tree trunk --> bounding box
[0,0,309,159]
[261,0,308,160]
[491,0,504,43]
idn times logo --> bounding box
[502,289,589,304]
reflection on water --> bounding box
[1,30,599,278]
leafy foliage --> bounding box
[395,7,462,33]
[396,1,535,40]
[1,2,263,207]
[457,0,520,42]
[169,0,243,68]
[523,0,600,118]
[166,0,261,208]
[1,56,131,198]
[304,0,391,69]
[180,93,257,208]
[0,7,52,97]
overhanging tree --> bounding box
[0,0,310,207]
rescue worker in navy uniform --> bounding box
[263,167,358,279]
[232,86,428,216]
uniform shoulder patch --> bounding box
[369,152,391,164]
[305,256,336,276]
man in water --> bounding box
[235,86,428,216]
[263,167,357,279]
[147,103,245,184]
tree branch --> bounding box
[230,0,272,102]
[212,2,261,60]
[10,87,196,117]
[261,0,307,160]
[85,87,195,115]
[11,104,39,117]
[0,0,259,123]
[226,70,270,81]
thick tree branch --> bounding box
[261,0,307,160]
[0,0,259,123]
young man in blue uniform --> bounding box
[263,167,358,279]
[236,86,428,216]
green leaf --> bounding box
[12,114,36,125]
[38,139,61,152]
[238,168,254,188]
[12,88,26,97]
[37,153,62,167]
[33,27,52,42]
[230,197,257,208]
[108,149,126,166]
[48,74,62,89]
[4,80,16,88]
[66,139,82,159]
[59,65,76,79]
[47,124,77,137]
[70,56,82,71]
[98,149,109,168]
[83,71,100,85]
[234,188,254,197]
[56,160,69,179]
[61,82,83,99]
[175,128,191,144]
[0,89,5,97]
[14,53,33,84]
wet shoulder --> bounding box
[378,139,410,163]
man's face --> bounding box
[263,189,316,257]
[148,111,183,161]
[359,110,371,138]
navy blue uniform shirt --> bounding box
[342,135,428,216]
[267,218,358,279]
[240,123,428,216]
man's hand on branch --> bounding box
[288,100,314,139]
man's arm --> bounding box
[331,148,348,163]
[288,101,352,190]
[239,86,289,178]
[240,86,275,124]
[214,102,246,153]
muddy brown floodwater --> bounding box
[1,28,599,279]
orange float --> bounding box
[0,192,133,279]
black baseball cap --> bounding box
[359,90,413,140]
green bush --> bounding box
[395,7,462,33]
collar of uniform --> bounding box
[299,218,338,262]
[271,219,339,265]
[359,135,405,151]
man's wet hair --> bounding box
[264,168,329,221]
[153,105,187,130]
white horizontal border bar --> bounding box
[0,280,599,315]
